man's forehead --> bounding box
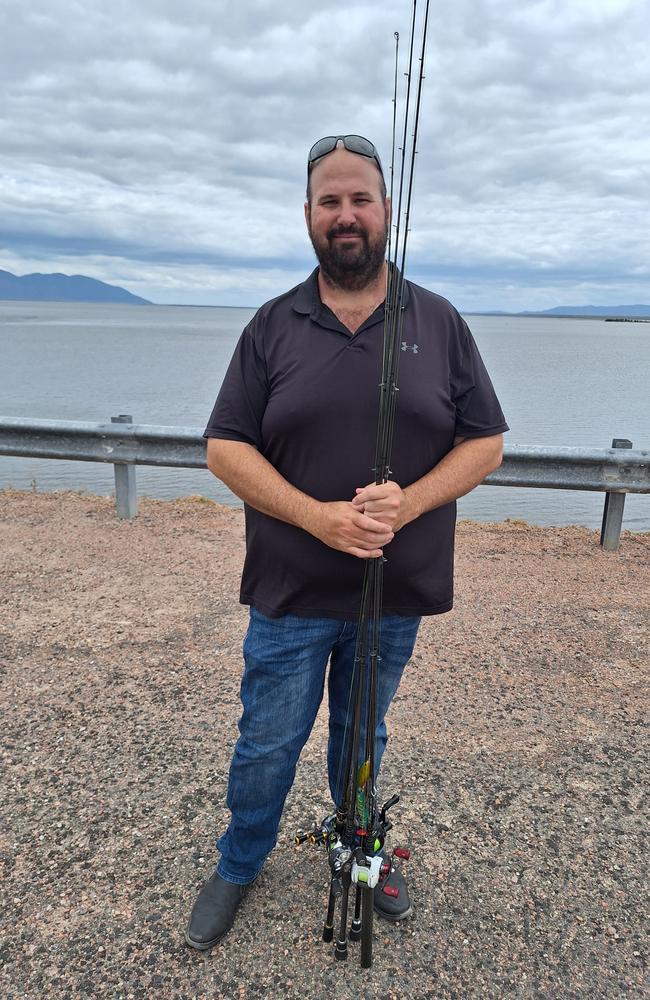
[309,148,384,197]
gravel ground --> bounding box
[1,489,648,1000]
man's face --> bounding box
[305,148,390,291]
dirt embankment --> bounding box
[1,490,648,999]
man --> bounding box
[186,135,508,949]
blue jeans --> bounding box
[216,608,421,883]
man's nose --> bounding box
[336,200,357,226]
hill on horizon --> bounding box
[1,268,648,316]
[0,269,151,305]
[522,304,650,318]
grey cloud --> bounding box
[0,0,648,309]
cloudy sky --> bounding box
[1,0,648,310]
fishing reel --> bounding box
[351,849,382,889]
[293,811,338,849]
[294,792,399,856]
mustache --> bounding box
[327,224,367,240]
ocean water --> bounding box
[1,300,648,530]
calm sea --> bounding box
[1,300,648,530]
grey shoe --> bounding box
[185,870,255,950]
[374,852,413,921]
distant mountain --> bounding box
[521,304,650,318]
[0,269,151,304]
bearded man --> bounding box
[185,135,508,949]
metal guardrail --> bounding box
[1,416,648,549]
[0,416,207,469]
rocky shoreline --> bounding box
[1,490,648,999]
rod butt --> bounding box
[349,917,362,942]
[360,884,374,968]
[334,939,348,961]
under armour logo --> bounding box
[401,342,419,354]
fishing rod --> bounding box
[295,0,431,969]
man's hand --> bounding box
[206,439,393,558]
[351,480,410,532]
[349,435,503,533]
[312,501,394,559]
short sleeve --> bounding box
[451,320,509,438]
[203,319,269,448]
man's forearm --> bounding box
[401,434,504,525]
[206,438,319,531]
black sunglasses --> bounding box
[307,134,384,177]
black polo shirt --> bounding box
[204,268,508,620]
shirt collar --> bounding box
[292,265,411,334]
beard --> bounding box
[308,218,388,291]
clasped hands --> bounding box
[315,480,410,559]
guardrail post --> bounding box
[111,414,137,519]
[600,438,632,551]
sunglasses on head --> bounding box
[307,135,384,177]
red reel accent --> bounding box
[382,885,400,897]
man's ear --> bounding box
[304,201,310,230]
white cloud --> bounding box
[0,0,648,309]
